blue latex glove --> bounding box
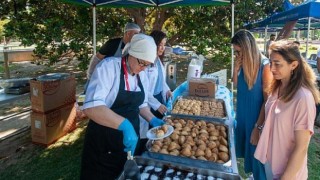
[150,117,165,127]
[118,119,138,153]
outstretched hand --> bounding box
[157,104,168,115]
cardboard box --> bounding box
[31,103,77,146]
[30,75,76,113]
[189,78,216,98]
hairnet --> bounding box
[124,23,141,32]
[125,34,156,63]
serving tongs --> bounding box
[123,151,141,180]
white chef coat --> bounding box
[83,57,149,110]
[144,57,170,110]
[139,57,170,138]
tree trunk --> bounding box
[126,8,146,32]
[153,8,172,31]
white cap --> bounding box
[125,34,157,63]
[124,23,141,32]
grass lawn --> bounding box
[0,122,87,180]
[307,132,320,179]
[237,132,320,179]
[1,122,319,179]
[0,63,19,74]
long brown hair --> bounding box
[269,40,320,103]
[231,29,261,89]
[150,30,167,63]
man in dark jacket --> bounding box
[86,23,141,79]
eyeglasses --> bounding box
[136,58,150,67]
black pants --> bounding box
[81,121,129,180]
[135,138,148,156]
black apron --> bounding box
[151,93,165,119]
[80,57,145,180]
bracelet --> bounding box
[255,123,264,130]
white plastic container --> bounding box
[187,63,202,80]
[187,56,203,80]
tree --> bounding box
[233,0,284,29]
[3,0,132,69]
[1,0,283,70]
[0,19,9,43]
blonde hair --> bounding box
[269,40,320,103]
[231,30,261,89]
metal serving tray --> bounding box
[169,95,228,120]
[117,156,241,180]
[144,115,238,174]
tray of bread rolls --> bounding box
[144,115,237,174]
[117,156,241,180]
[169,96,227,120]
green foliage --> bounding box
[166,6,231,57]
[0,0,28,20]
[315,30,320,39]
[0,63,19,74]
[3,0,131,69]
[0,19,9,38]
[310,46,318,50]
[307,133,320,179]
[1,0,286,70]
[234,0,283,29]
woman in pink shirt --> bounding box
[255,40,320,180]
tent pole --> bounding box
[264,25,268,55]
[305,17,311,59]
[93,4,97,55]
[231,1,235,95]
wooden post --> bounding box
[3,47,10,79]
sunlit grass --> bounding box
[237,130,320,179]
[0,121,88,180]
[308,133,320,179]
[0,63,19,74]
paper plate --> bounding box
[146,125,174,140]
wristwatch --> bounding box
[255,123,264,130]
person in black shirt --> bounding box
[86,23,141,79]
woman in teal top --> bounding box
[232,30,273,180]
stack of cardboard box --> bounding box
[30,74,77,146]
